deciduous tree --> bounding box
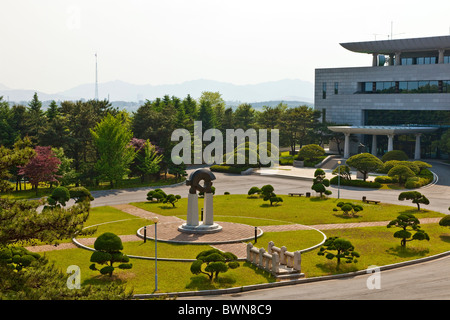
[91,112,136,188]
[18,146,61,195]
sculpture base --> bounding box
[178,222,223,234]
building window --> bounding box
[361,80,449,94]
[443,81,450,93]
[322,82,327,99]
[416,57,437,65]
[376,81,396,93]
[444,56,450,64]
[401,58,414,65]
[362,82,373,93]
[334,82,338,94]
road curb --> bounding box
[133,249,450,299]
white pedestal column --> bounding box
[203,192,214,226]
[414,133,422,160]
[186,193,199,226]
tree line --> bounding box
[0,91,344,192]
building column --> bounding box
[344,133,350,158]
[371,135,377,156]
[372,54,378,67]
[414,133,422,160]
[387,134,395,152]
[439,49,445,64]
[395,52,402,65]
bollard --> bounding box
[254,226,258,243]
[143,226,147,243]
[201,208,203,221]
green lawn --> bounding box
[131,194,445,226]
[44,224,450,294]
[33,194,449,295]
[44,247,275,294]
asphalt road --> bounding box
[181,255,450,300]
[87,161,450,300]
[90,161,450,215]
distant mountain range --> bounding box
[0,78,314,109]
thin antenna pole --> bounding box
[95,53,98,100]
[390,21,393,40]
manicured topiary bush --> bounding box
[387,213,430,247]
[346,153,383,182]
[398,191,430,211]
[311,168,331,197]
[260,184,283,205]
[381,160,420,175]
[247,186,261,198]
[163,194,181,207]
[317,236,360,270]
[147,189,167,202]
[381,150,409,162]
[69,187,94,203]
[330,176,381,188]
[210,165,249,174]
[335,202,363,217]
[388,165,416,185]
[298,144,325,162]
[439,215,450,228]
[47,186,70,208]
[89,232,132,277]
[190,249,239,282]
[374,176,398,184]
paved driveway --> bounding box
[90,161,450,215]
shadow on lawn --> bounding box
[185,262,276,290]
[386,246,430,258]
[397,208,429,215]
[439,234,450,243]
[315,261,359,275]
[332,213,363,220]
[185,275,237,290]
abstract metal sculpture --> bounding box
[178,169,222,234]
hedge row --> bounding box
[209,165,249,174]
[404,168,434,189]
[330,176,381,188]
[375,168,433,189]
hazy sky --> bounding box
[1,0,450,94]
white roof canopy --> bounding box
[328,125,439,135]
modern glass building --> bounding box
[315,35,450,159]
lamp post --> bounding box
[152,216,159,292]
[337,160,341,199]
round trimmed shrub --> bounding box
[298,144,325,161]
[381,150,409,162]
[375,175,398,184]
[48,186,70,207]
[94,232,124,252]
[69,187,94,203]
[439,215,450,227]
